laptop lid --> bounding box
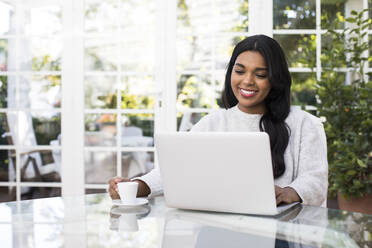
[155,132,282,215]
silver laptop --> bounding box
[155,132,299,216]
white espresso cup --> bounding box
[117,181,138,204]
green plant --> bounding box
[316,9,372,198]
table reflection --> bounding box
[0,194,370,248]
[109,205,151,232]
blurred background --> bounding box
[0,0,370,203]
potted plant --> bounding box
[316,9,372,213]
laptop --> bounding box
[155,132,300,216]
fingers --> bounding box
[274,185,282,197]
[109,177,126,191]
[109,188,120,199]
[275,185,283,205]
[276,187,300,206]
[276,195,282,205]
[108,177,127,199]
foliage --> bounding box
[316,9,372,198]
[97,88,155,110]
[273,0,316,29]
[177,0,190,27]
[273,1,350,108]
[291,73,317,107]
[231,0,248,32]
[177,75,215,108]
[32,55,61,71]
[92,89,155,135]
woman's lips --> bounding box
[239,88,257,97]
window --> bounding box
[0,0,369,201]
[176,0,249,130]
[0,0,62,201]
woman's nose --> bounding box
[242,73,254,85]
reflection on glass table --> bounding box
[0,194,371,248]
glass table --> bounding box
[0,194,371,247]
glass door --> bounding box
[0,0,62,202]
[83,0,158,193]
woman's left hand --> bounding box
[275,185,301,205]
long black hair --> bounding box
[222,35,291,178]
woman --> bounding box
[108,35,328,206]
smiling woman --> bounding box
[109,35,328,208]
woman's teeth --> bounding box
[240,88,256,96]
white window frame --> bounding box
[1,0,370,201]
[0,0,64,201]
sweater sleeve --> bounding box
[132,165,163,198]
[288,115,328,206]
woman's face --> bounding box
[230,50,271,114]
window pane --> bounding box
[0,112,17,145]
[119,0,156,33]
[177,35,212,71]
[177,0,215,35]
[321,34,346,68]
[21,187,61,200]
[85,114,117,147]
[369,35,372,68]
[119,0,155,73]
[273,0,316,29]
[215,70,226,108]
[291,73,317,107]
[122,151,154,178]
[0,186,14,202]
[0,1,15,35]
[19,75,61,109]
[19,149,61,183]
[85,151,116,184]
[85,75,117,109]
[0,39,15,72]
[177,0,248,34]
[122,114,154,147]
[321,0,346,29]
[19,112,61,146]
[20,5,62,36]
[215,36,245,70]
[119,37,155,73]
[0,149,16,182]
[274,34,316,68]
[177,74,214,108]
[19,37,62,71]
[369,0,372,29]
[0,39,7,72]
[0,76,16,108]
[215,0,248,32]
[177,112,208,131]
[85,0,119,33]
[120,75,155,110]
[84,38,118,71]
[0,39,16,72]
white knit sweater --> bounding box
[137,106,328,207]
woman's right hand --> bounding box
[108,177,151,199]
[108,177,131,199]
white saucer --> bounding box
[112,198,148,207]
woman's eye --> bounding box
[234,70,244,74]
[256,74,267,78]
